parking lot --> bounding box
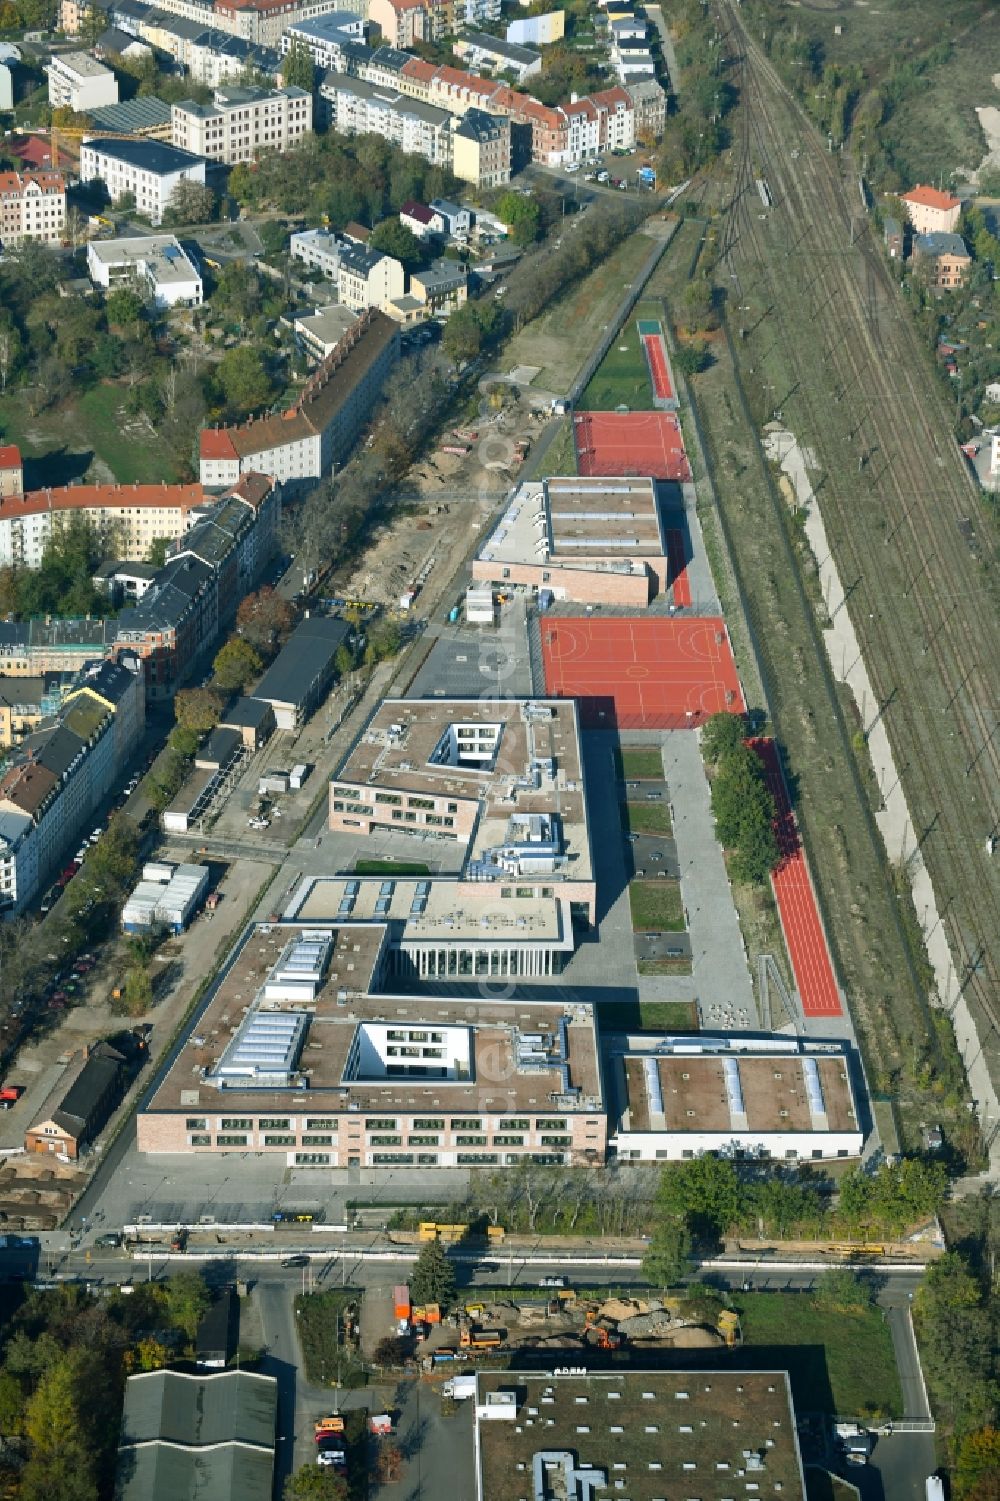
[406,603,533,699]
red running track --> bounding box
[574,411,691,481]
[666,529,691,607]
[642,333,674,401]
[753,739,843,1018]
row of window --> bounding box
[187,1116,583,1135]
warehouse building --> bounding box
[116,1369,277,1501]
[250,614,351,730]
[26,1029,148,1159]
[474,1370,806,1501]
[606,1034,863,1162]
[137,920,606,1164]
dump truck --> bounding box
[459,1327,505,1351]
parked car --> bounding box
[282,1255,310,1268]
[94,1232,122,1249]
[0,1084,25,1110]
[538,1275,566,1288]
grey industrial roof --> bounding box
[52,1034,141,1137]
[251,615,349,710]
[83,137,205,176]
[369,44,411,72]
[89,96,172,132]
[221,695,273,729]
[199,726,241,768]
[116,1369,276,1501]
[196,1287,237,1362]
[115,1442,274,1501]
[120,1369,277,1448]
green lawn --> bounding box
[578,298,666,412]
[621,799,673,835]
[533,416,578,478]
[615,746,664,779]
[629,879,685,932]
[736,1292,902,1419]
[637,957,693,977]
[353,859,431,876]
[597,998,699,1031]
[0,383,183,486]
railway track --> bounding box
[716,3,1000,1069]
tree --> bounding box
[283,1467,349,1501]
[702,712,746,764]
[368,217,422,268]
[124,1336,171,1373]
[162,1272,212,1340]
[237,586,294,655]
[657,1157,740,1243]
[0,312,24,393]
[22,1352,98,1501]
[675,341,711,377]
[374,1442,404,1484]
[213,636,263,693]
[163,179,217,226]
[174,685,225,734]
[216,345,273,415]
[409,1240,455,1310]
[641,1215,692,1286]
[363,616,401,666]
[281,35,316,90]
[0,1368,25,1435]
[119,965,153,1017]
[681,278,715,332]
[105,286,146,327]
[147,534,171,567]
[956,1430,1000,1499]
[496,191,541,247]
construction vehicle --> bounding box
[459,1327,505,1352]
[592,1327,621,1351]
[315,1416,345,1440]
[718,1310,742,1348]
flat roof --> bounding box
[475,1370,805,1501]
[479,476,666,573]
[52,50,113,78]
[145,922,602,1116]
[620,1046,858,1135]
[82,137,205,176]
[332,697,592,882]
[89,234,200,286]
[290,875,575,949]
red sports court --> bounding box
[574,411,691,481]
[666,529,691,608]
[541,616,744,730]
[637,317,675,403]
[753,739,843,1019]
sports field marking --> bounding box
[541,616,744,730]
[753,739,843,1018]
[573,411,690,481]
[666,528,692,607]
[642,333,674,403]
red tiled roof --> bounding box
[590,85,632,109]
[0,481,205,521]
[200,429,239,462]
[902,184,960,212]
[224,472,275,509]
[0,445,22,471]
[0,759,58,818]
[0,168,65,195]
[400,200,434,223]
[401,57,436,82]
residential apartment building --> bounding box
[399,200,444,237]
[428,197,469,235]
[369,0,450,50]
[0,446,23,498]
[0,482,207,569]
[900,183,962,236]
[410,258,467,316]
[453,107,510,189]
[914,230,972,290]
[46,51,119,111]
[289,225,342,278]
[0,655,144,912]
[453,31,541,84]
[626,76,666,140]
[213,0,366,47]
[171,84,312,164]
[293,305,360,364]
[337,240,406,313]
[0,677,61,749]
[281,9,365,70]
[87,234,203,307]
[79,138,206,226]
[199,311,400,489]
[318,72,454,168]
[0,170,67,247]
[113,475,279,696]
[0,618,117,679]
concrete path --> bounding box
[765,428,1000,1170]
[659,732,755,1027]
